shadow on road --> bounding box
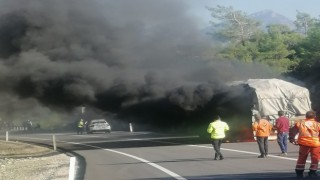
[135,172,297,180]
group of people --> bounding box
[207,110,320,178]
[252,111,289,158]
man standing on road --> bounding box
[252,114,272,158]
[77,119,84,135]
[207,115,229,160]
[289,110,320,178]
[274,110,290,156]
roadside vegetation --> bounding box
[206,6,320,110]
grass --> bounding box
[0,140,53,158]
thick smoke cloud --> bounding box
[0,0,276,129]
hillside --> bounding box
[203,9,296,35]
[249,9,295,29]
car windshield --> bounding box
[91,120,107,124]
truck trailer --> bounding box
[224,78,312,142]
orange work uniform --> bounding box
[252,118,272,158]
[252,119,272,137]
[290,118,320,172]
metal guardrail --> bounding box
[0,126,40,132]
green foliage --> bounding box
[288,23,320,110]
[255,25,301,71]
[207,6,307,73]
[290,25,320,78]
[294,11,318,35]
[206,5,320,110]
[216,24,301,72]
[219,41,258,63]
[207,5,261,45]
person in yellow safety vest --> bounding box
[77,119,84,135]
[207,115,230,160]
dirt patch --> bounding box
[0,140,53,158]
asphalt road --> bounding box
[1,131,305,180]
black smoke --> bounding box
[0,0,276,133]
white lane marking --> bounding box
[6,135,304,176]
[105,148,186,180]
[189,144,305,162]
[9,136,186,180]
[33,131,153,136]
[68,157,76,180]
[5,135,195,144]
[67,142,187,180]
[69,135,105,138]
[6,135,298,162]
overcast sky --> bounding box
[187,0,320,27]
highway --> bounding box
[1,131,304,179]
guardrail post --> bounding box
[129,123,133,132]
[6,131,8,141]
[52,135,57,151]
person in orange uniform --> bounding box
[252,114,272,158]
[289,111,320,178]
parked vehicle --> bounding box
[86,119,111,134]
[226,78,311,141]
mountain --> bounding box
[202,9,296,36]
[249,10,295,30]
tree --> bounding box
[255,24,302,71]
[207,5,261,46]
[291,25,320,77]
[294,11,317,35]
[288,24,320,111]
[217,24,301,72]
[207,5,306,73]
[217,38,259,63]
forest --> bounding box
[207,6,320,111]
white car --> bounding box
[86,119,111,134]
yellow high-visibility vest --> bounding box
[78,120,84,128]
[207,120,229,139]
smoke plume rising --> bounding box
[0,0,276,130]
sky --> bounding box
[187,0,320,27]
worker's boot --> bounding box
[214,153,218,160]
[308,170,317,178]
[295,169,304,178]
[219,155,224,160]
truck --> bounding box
[224,78,312,142]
